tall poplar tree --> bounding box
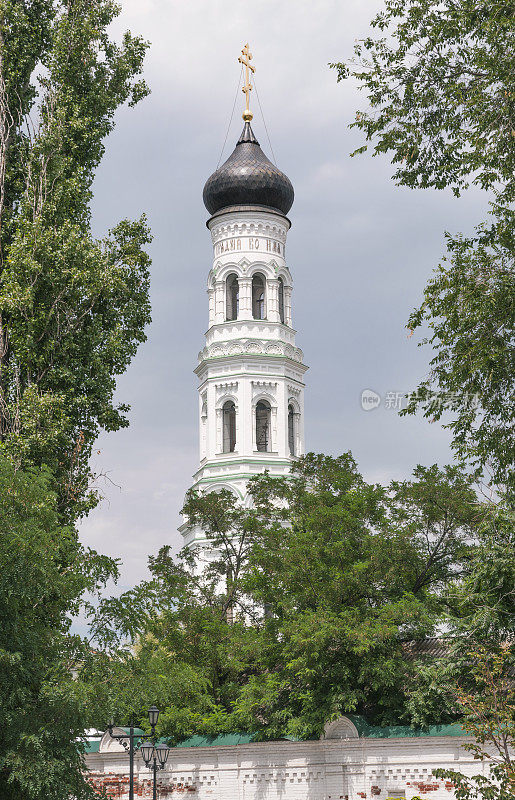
[0,1,151,797]
[0,0,151,518]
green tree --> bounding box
[87,454,484,741]
[0,1,151,795]
[433,647,515,800]
[331,1,515,493]
[83,511,259,742]
[404,504,515,728]
[230,455,478,737]
[0,453,117,799]
[402,219,515,494]
[331,0,515,200]
[386,464,481,595]
[0,0,151,518]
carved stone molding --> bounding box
[210,219,288,245]
[215,381,238,395]
[198,340,304,363]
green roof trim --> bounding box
[174,717,464,748]
[120,727,145,736]
[84,739,101,754]
[347,716,464,739]
[176,733,256,748]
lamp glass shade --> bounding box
[148,705,160,728]
[155,742,170,767]
[140,741,154,764]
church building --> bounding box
[85,47,490,800]
[180,49,306,554]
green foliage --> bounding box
[0,1,151,795]
[0,453,117,799]
[402,503,514,735]
[83,454,485,741]
[332,1,515,495]
[78,642,214,744]
[433,648,515,800]
[0,0,151,517]
[402,217,515,492]
[448,505,515,642]
[331,0,515,202]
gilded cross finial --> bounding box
[238,43,255,122]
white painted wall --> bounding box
[85,718,489,800]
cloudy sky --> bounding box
[81,0,488,591]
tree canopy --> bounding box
[81,454,486,742]
[331,0,515,495]
[0,454,117,799]
[0,1,151,796]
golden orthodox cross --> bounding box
[238,43,255,121]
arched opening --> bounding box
[226,274,239,321]
[278,277,285,324]
[256,400,271,452]
[222,401,236,453]
[288,404,295,455]
[252,273,266,319]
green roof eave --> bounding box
[347,715,464,739]
[176,733,256,748]
[174,718,464,748]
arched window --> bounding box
[222,401,236,453]
[252,273,266,319]
[278,277,285,324]
[226,274,239,321]
[288,404,295,455]
[256,400,271,452]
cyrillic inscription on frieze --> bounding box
[214,237,283,257]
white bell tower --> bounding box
[181,47,308,552]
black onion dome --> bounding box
[203,122,294,216]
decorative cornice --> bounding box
[251,380,278,389]
[198,339,304,364]
[210,218,288,245]
[215,381,238,391]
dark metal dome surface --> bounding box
[203,122,294,216]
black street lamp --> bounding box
[107,705,164,800]
[140,740,171,800]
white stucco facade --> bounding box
[180,208,307,551]
[85,717,489,800]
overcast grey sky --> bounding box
[80,0,488,590]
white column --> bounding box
[271,405,278,452]
[234,404,240,454]
[200,392,207,460]
[207,287,215,327]
[214,280,225,323]
[294,410,301,456]
[215,406,223,453]
[206,380,217,459]
[267,278,280,322]
[251,400,257,451]
[284,285,293,327]
[238,276,252,320]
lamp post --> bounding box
[107,705,163,800]
[140,740,171,800]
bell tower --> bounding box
[181,46,308,551]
